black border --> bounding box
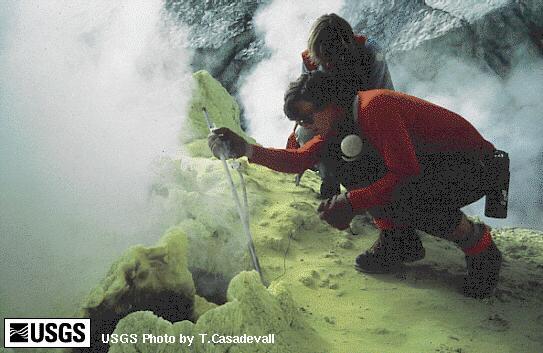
[4,318,91,349]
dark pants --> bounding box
[368,152,490,238]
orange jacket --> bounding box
[252,90,495,211]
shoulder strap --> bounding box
[336,93,361,138]
[352,94,360,124]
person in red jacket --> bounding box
[287,13,425,270]
[288,13,394,199]
[209,71,503,298]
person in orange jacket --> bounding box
[209,71,503,298]
[286,13,425,270]
[288,13,394,199]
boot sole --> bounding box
[354,251,424,273]
[354,263,400,274]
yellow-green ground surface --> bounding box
[183,72,542,353]
[235,160,543,353]
[3,71,542,353]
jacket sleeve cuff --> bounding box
[347,190,372,211]
[248,144,266,164]
[246,144,254,159]
[346,191,357,210]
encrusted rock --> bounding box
[111,271,328,352]
[76,228,195,352]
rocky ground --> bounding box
[171,0,543,94]
[0,68,541,353]
[8,71,539,353]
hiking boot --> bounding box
[399,229,427,263]
[355,229,425,273]
[463,240,502,298]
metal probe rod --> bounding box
[203,108,266,286]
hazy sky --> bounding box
[0,0,194,321]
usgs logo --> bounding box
[4,318,90,348]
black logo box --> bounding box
[8,323,28,342]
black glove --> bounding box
[318,193,354,230]
[207,127,248,159]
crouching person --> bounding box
[208,71,504,299]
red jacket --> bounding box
[286,124,300,149]
[251,90,495,211]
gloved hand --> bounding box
[207,127,249,159]
[318,193,355,230]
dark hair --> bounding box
[307,13,375,90]
[283,71,356,121]
[308,13,355,66]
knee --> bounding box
[448,215,473,241]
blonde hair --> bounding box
[307,13,355,65]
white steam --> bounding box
[0,1,192,317]
[240,0,344,148]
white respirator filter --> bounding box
[341,134,363,161]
